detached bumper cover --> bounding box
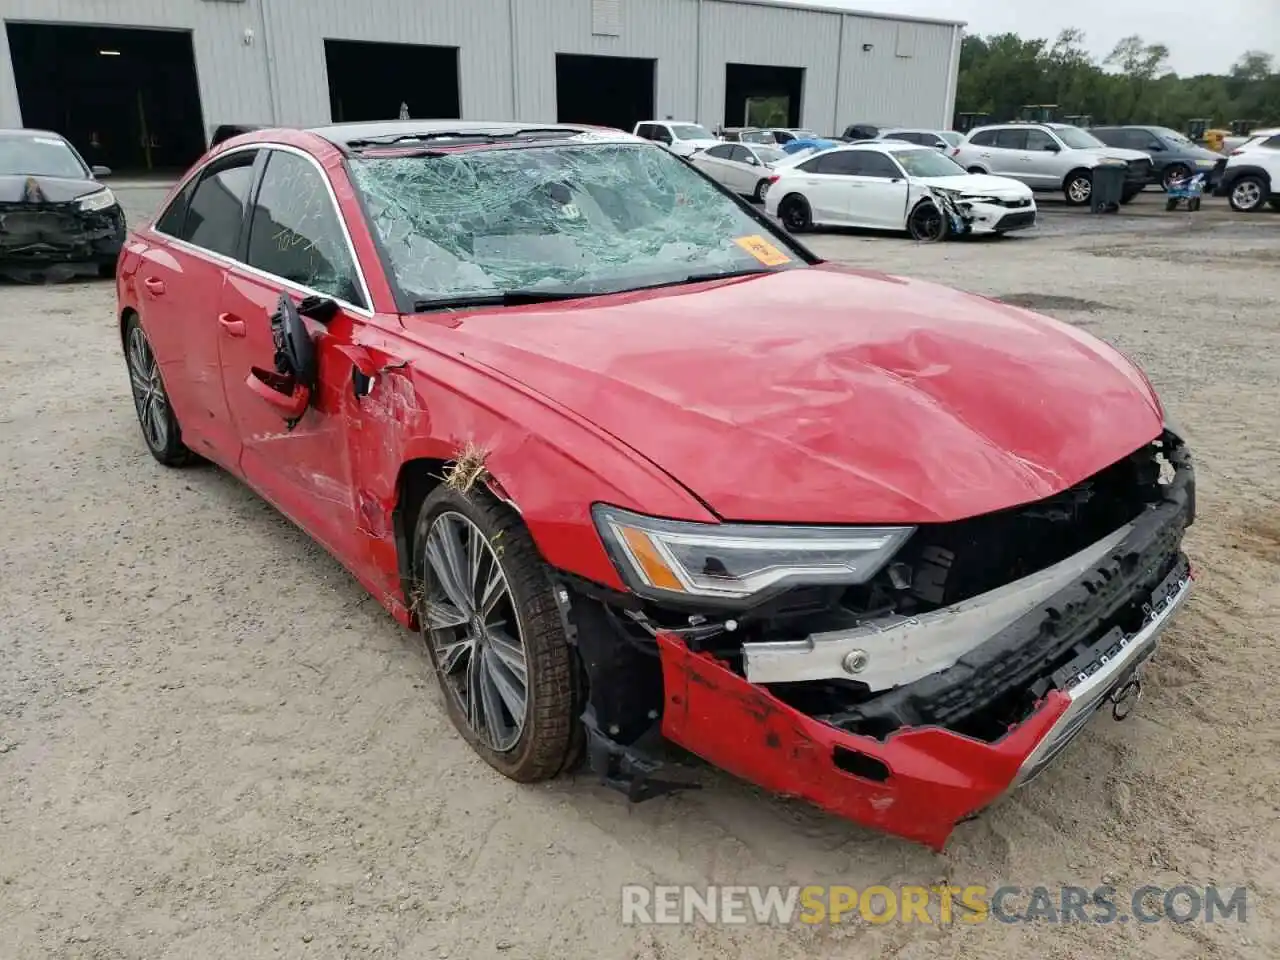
[0,203,125,265]
[656,443,1194,849]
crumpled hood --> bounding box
[0,175,102,204]
[918,173,1032,198]
[418,267,1163,524]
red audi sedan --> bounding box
[117,121,1194,849]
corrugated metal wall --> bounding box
[0,0,961,135]
[259,0,513,125]
[697,0,842,133]
[837,15,960,130]
[0,0,274,133]
[512,0,699,121]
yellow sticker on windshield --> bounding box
[734,235,791,266]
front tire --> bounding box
[1064,171,1092,206]
[1229,176,1268,212]
[413,486,577,783]
[778,194,812,232]
[124,314,196,467]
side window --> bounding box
[703,144,735,160]
[850,152,903,178]
[993,129,1028,150]
[969,130,997,147]
[1091,129,1121,147]
[181,154,257,257]
[729,145,753,163]
[775,131,795,143]
[246,150,364,307]
[797,155,824,173]
[815,151,861,175]
[635,124,655,140]
[654,125,674,143]
[154,177,196,236]
[1024,129,1058,152]
[1262,135,1280,149]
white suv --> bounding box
[952,123,1153,206]
[1214,128,1280,212]
[632,121,721,157]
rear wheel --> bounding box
[1165,198,1179,211]
[1229,176,1267,212]
[1064,171,1092,206]
[778,194,812,232]
[413,486,578,782]
[752,178,769,203]
[124,314,196,467]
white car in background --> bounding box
[880,128,964,150]
[689,141,788,200]
[1214,127,1280,212]
[764,141,1037,236]
[632,120,721,157]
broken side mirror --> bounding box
[91,165,112,178]
[245,293,318,430]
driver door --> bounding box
[216,147,369,559]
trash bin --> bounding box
[1090,160,1128,213]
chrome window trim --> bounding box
[150,141,375,318]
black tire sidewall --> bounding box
[412,485,576,782]
[779,194,811,231]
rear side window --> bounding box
[1261,135,1280,149]
[703,144,735,160]
[994,129,1028,150]
[154,177,196,236]
[968,130,996,147]
[849,151,902,178]
[815,151,861,175]
[181,153,257,257]
[246,150,364,307]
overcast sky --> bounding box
[773,0,1279,75]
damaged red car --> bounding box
[117,121,1195,849]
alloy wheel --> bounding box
[127,326,169,453]
[1232,180,1262,211]
[1067,177,1092,203]
[422,511,530,752]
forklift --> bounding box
[953,112,989,134]
[1017,104,1058,123]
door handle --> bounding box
[218,313,246,337]
[143,277,166,296]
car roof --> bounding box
[0,127,69,140]
[309,119,627,147]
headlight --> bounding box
[78,187,117,212]
[592,504,914,602]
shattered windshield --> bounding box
[895,149,966,178]
[349,141,802,308]
[0,135,88,178]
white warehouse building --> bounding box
[0,0,962,172]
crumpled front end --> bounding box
[562,430,1195,848]
[0,199,125,280]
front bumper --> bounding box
[0,202,125,272]
[963,198,1037,234]
[654,441,1194,849]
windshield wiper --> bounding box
[676,266,780,285]
[412,289,597,312]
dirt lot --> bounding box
[1,186,1278,960]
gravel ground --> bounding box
[1,184,1278,960]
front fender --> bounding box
[347,331,717,595]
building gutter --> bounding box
[942,22,962,129]
[508,0,519,119]
[832,14,845,136]
[257,0,282,124]
[695,0,704,124]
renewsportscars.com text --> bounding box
[621,884,1248,926]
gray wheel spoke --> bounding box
[426,600,469,631]
[477,559,508,618]
[435,633,472,674]
[421,510,531,752]
[485,626,528,687]
[478,660,507,748]
[129,366,149,395]
[483,644,527,720]
[425,519,474,615]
